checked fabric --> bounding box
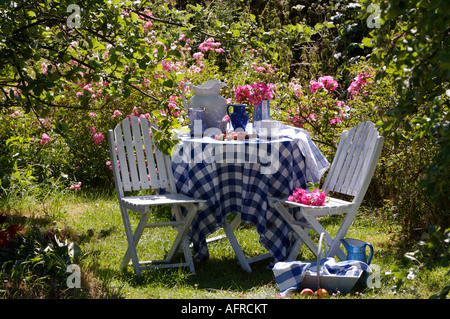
[171,126,330,263]
[273,257,372,297]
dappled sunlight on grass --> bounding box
[1,191,447,299]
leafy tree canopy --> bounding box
[360,0,449,220]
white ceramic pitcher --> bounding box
[182,80,227,129]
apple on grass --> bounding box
[300,288,314,296]
[315,288,328,298]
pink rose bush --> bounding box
[287,74,356,131]
[251,61,275,74]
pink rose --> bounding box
[112,110,123,118]
[40,133,51,146]
[93,132,104,145]
[318,76,338,91]
[193,52,204,60]
[310,80,325,93]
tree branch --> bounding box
[128,83,160,102]
[131,9,216,38]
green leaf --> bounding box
[68,242,82,258]
[158,139,175,156]
[123,86,131,98]
[362,37,374,47]
[163,79,174,88]
[167,49,181,59]
[130,12,139,22]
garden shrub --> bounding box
[362,0,450,230]
[0,213,86,298]
[0,0,446,249]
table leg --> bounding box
[222,217,252,273]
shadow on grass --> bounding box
[1,209,54,229]
[85,243,277,298]
[190,257,275,291]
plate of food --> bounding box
[213,131,257,141]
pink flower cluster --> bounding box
[168,95,182,117]
[69,181,82,191]
[198,37,224,53]
[235,82,274,106]
[89,126,104,145]
[288,82,303,98]
[7,107,21,117]
[193,52,204,60]
[93,132,104,145]
[142,9,153,33]
[287,187,326,206]
[40,133,51,146]
[348,73,373,95]
[112,110,122,118]
[251,61,274,74]
[310,75,338,93]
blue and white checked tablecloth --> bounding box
[273,257,372,297]
[171,125,330,263]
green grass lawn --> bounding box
[2,190,448,300]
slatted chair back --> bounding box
[322,121,384,206]
[107,117,176,198]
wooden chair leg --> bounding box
[166,204,198,262]
[327,210,357,260]
[120,204,200,275]
[288,230,309,261]
[181,237,195,273]
[120,207,147,275]
[303,214,347,261]
[272,202,321,258]
[212,214,271,272]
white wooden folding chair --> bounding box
[107,117,205,275]
[268,121,384,261]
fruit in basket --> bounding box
[300,288,314,296]
[315,288,328,298]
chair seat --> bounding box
[121,194,205,213]
[268,196,354,216]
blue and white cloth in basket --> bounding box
[273,257,372,297]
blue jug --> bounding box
[227,104,248,131]
[341,238,373,265]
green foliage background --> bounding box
[0,0,448,243]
